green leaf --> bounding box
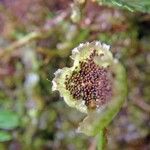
[0,131,12,142]
[97,0,150,13]
[0,110,20,130]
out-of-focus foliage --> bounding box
[0,0,150,149]
[0,110,20,130]
[0,131,12,142]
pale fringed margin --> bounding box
[52,41,115,114]
[52,41,127,136]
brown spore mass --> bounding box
[65,50,112,109]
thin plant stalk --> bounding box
[97,130,106,150]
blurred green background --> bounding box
[0,0,150,149]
